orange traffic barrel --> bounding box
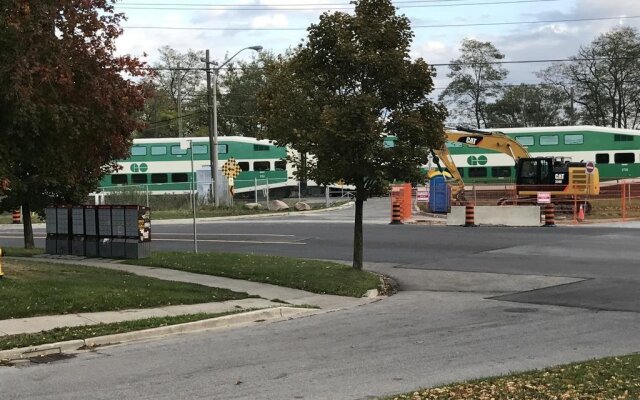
[464,204,475,227]
[390,201,403,225]
[544,204,556,227]
[12,209,20,224]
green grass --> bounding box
[0,311,244,351]
[125,251,380,297]
[386,354,640,400]
[0,247,44,257]
[0,259,250,319]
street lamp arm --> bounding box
[215,46,263,72]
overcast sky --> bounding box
[115,0,640,93]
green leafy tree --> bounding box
[258,0,447,270]
[539,27,640,129]
[218,53,275,137]
[0,1,148,248]
[486,84,570,128]
[440,39,508,128]
[139,46,206,138]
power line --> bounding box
[117,0,556,11]
[124,15,640,31]
[147,56,640,73]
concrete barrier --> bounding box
[447,206,541,227]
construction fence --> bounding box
[443,181,640,221]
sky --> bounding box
[114,0,640,95]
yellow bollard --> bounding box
[0,247,4,278]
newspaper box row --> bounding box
[45,205,151,259]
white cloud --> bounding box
[251,13,289,29]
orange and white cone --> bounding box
[577,204,585,222]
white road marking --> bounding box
[153,238,305,245]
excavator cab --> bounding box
[515,158,555,188]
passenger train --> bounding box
[436,126,640,184]
[98,126,640,198]
[98,136,298,198]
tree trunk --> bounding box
[352,185,365,270]
[22,203,35,249]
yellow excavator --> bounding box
[431,127,600,212]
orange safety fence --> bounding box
[442,181,640,222]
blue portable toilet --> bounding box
[429,175,450,213]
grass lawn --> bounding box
[125,251,380,297]
[0,259,250,319]
[387,354,640,400]
[0,247,45,257]
[0,311,243,351]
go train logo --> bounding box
[466,156,488,166]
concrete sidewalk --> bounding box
[0,255,380,337]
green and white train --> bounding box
[441,126,640,184]
[98,126,640,197]
[98,136,296,198]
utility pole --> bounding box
[205,50,216,205]
[177,62,182,137]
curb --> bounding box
[151,201,355,225]
[0,307,317,363]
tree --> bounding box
[440,39,508,128]
[139,46,206,138]
[0,1,148,248]
[486,84,571,128]
[539,27,640,128]
[217,53,274,137]
[258,0,447,270]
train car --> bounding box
[98,136,297,198]
[440,126,640,184]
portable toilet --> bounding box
[429,175,450,213]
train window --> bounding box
[468,167,487,178]
[564,134,584,145]
[238,162,250,172]
[516,136,534,146]
[193,145,208,155]
[131,174,148,184]
[151,146,167,156]
[171,145,187,155]
[218,144,228,154]
[171,173,189,183]
[253,161,271,171]
[540,135,559,146]
[457,168,464,178]
[491,166,512,178]
[614,153,635,164]
[614,134,634,142]
[596,153,610,164]
[151,174,168,183]
[275,160,287,170]
[111,175,128,185]
[131,146,147,156]
[254,144,270,151]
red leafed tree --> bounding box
[0,1,149,248]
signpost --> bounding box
[416,187,430,203]
[222,158,242,203]
[537,192,551,204]
[585,161,595,174]
[585,161,595,196]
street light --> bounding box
[204,45,263,207]
[180,139,197,253]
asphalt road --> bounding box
[1,198,639,399]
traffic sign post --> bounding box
[585,161,595,174]
[221,158,242,203]
[537,192,551,204]
[585,161,595,196]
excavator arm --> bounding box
[431,127,531,200]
